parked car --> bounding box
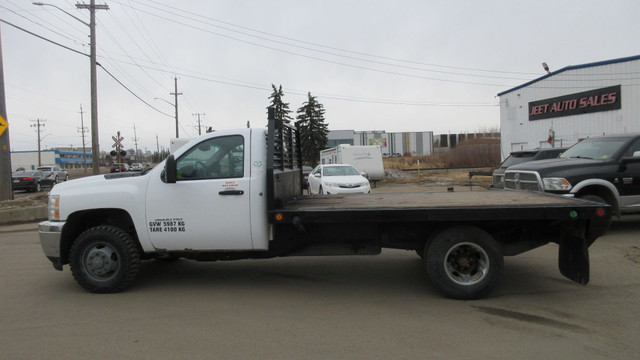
[492,148,567,189]
[130,163,144,171]
[12,170,55,192]
[110,163,130,173]
[308,164,371,195]
[37,166,69,183]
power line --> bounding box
[98,64,173,117]
[2,2,86,46]
[110,1,518,87]
[127,0,539,77]
[0,18,173,117]
[0,18,88,57]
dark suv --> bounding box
[492,148,567,189]
[504,134,640,218]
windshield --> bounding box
[559,138,627,160]
[323,166,360,176]
[500,154,535,168]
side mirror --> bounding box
[165,155,177,183]
[634,151,640,157]
[314,173,321,178]
[622,157,640,165]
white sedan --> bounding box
[308,164,371,195]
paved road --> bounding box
[1,220,639,359]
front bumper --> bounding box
[323,185,371,195]
[39,221,65,271]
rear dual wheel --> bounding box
[425,226,503,300]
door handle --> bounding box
[219,190,244,195]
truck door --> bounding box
[145,134,253,251]
[618,139,640,210]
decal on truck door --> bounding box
[149,218,186,233]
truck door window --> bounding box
[624,139,640,157]
[176,135,244,180]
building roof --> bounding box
[497,54,640,97]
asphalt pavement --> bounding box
[1,219,639,359]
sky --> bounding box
[1,0,639,153]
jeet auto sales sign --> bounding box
[528,85,621,121]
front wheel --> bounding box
[425,226,503,300]
[69,225,141,293]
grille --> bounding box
[504,171,542,191]
[339,184,361,189]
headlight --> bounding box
[48,195,60,221]
[543,177,572,191]
[361,182,369,187]
[324,182,339,188]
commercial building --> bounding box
[328,130,435,156]
[10,149,91,172]
[497,55,640,160]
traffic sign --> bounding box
[112,134,124,148]
[0,115,7,137]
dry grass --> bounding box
[381,168,493,188]
[383,138,500,170]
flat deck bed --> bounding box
[274,190,605,223]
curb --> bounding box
[0,206,47,225]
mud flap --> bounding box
[558,234,589,285]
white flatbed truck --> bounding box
[38,109,610,299]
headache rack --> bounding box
[266,107,303,218]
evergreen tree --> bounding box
[267,84,293,125]
[296,92,329,166]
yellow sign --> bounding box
[0,115,7,137]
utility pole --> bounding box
[156,134,160,161]
[133,124,139,162]
[30,119,46,167]
[76,0,109,175]
[0,25,13,201]
[170,77,182,138]
[193,112,205,135]
[78,104,88,172]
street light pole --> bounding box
[154,94,180,138]
[34,1,108,175]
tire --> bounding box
[64,174,69,181]
[425,226,503,300]
[319,186,324,195]
[35,182,42,192]
[54,176,59,184]
[69,225,141,293]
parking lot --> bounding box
[1,216,639,359]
